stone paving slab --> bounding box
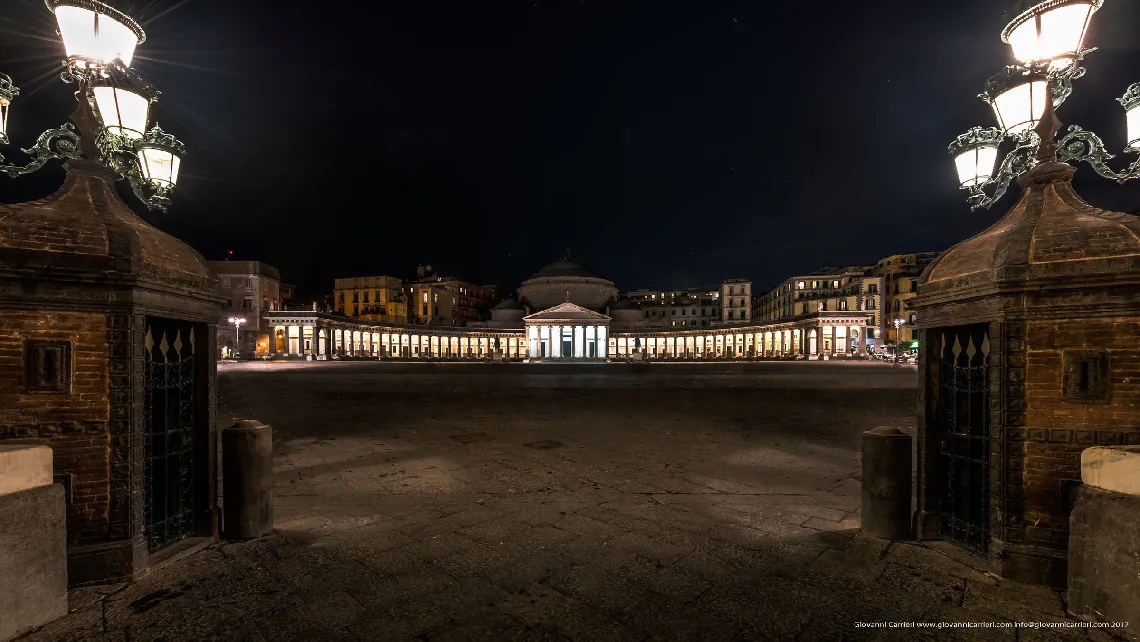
[18,362,1132,641]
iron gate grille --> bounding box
[935,325,991,555]
[143,321,198,552]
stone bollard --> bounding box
[222,420,274,539]
[0,445,67,641]
[1068,446,1140,632]
[861,427,912,540]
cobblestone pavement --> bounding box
[23,362,1113,641]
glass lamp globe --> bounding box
[0,73,18,145]
[1119,83,1140,152]
[982,66,1051,136]
[92,85,149,139]
[1002,0,1101,66]
[949,127,1003,188]
[91,67,153,140]
[48,0,146,67]
[135,125,185,191]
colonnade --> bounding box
[268,322,524,360]
[610,322,868,359]
[263,313,874,362]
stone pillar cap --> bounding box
[0,445,53,496]
[228,420,270,431]
[865,427,910,438]
[1081,446,1140,496]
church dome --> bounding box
[921,162,1140,294]
[526,252,601,280]
[518,250,618,311]
[608,297,644,327]
[489,297,526,326]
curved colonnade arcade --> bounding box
[262,310,874,362]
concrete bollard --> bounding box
[861,426,913,540]
[222,420,274,539]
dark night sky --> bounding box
[2,0,1138,298]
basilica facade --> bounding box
[264,253,874,362]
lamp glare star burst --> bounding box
[950,0,1140,210]
[0,0,186,212]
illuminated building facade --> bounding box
[754,267,882,351]
[411,265,499,326]
[406,283,458,325]
[266,254,872,362]
[870,252,939,348]
[721,279,752,322]
[334,275,406,322]
[621,279,751,328]
[210,260,282,357]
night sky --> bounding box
[1,0,1138,299]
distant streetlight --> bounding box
[228,317,246,358]
[893,318,904,367]
[950,0,1139,210]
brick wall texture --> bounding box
[0,310,112,547]
[1011,317,1140,551]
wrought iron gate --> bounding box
[143,318,199,552]
[933,324,991,554]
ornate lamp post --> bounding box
[949,0,1140,209]
[228,317,246,358]
[892,318,904,366]
[0,0,186,211]
[0,1,223,585]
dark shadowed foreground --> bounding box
[25,362,1087,641]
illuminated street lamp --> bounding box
[1120,84,1140,152]
[950,127,1003,188]
[893,318,904,367]
[228,317,246,359]
[0,74,16,146]
[0,0,187,211]
[1001,0,1100,67]
[135,125,185,210]
[982,66,1052,136]
[950,0,1140,210]
[90,64,154,141]
[51,0,145,67]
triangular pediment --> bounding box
[523,302,611,322]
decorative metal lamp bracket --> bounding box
[0,123,82,179]
[1057,125,1140,184]
[965,131,1042,210]
[962,51,1140,209]
[1049,51,1093,108]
